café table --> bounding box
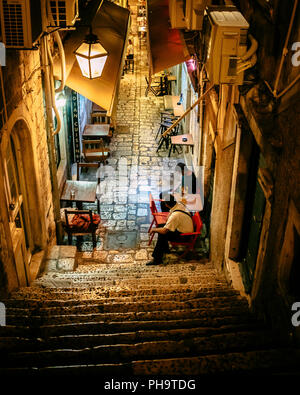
[60,180,99,213]
[169,133,194,157]
[154,73,177,96]
[174,192,203,212]
[82,124,112,143]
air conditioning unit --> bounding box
[185,0,209,31]
[48,0,79,28]
[203,6,249,85]
[0,0,42,48]
[169,0,186,29]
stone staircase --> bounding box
[1,258,300,376]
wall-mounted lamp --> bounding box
[74,27,108,79]
[55,92,66,108]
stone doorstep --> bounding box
[47,245,77,260]
[44,245,77,273]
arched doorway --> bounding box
[2,119,41,286]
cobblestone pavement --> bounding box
[61,10,207,266]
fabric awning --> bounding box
[53,0,129,116]
[146,0,190,76]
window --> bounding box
[54,131,61,168]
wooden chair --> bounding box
[148,192,169,245]
[76,162,100,180]
[91,103,110,124]
[91,112,111,125]
[76,162,100,213]
[63,209,101,248]
[169,211,203,258]
[145,76,160,97]
[156,123,180,152]
[82,138,110,164]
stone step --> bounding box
[2,348,300,377]
[6,303,251,325]
[0,315,260,338]
[29,279,228,291]
[11,284,233,300]
[42,262,218,277]
[2,331,291,369]
[38,271,224,283]
[131,348,300,376]
[31,272,225,287]
[6,296,247,316]
[0,323,268,352]
[4,289,241,308]
[71,262,217,275]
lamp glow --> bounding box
[74,29,108,79]
[56,93,66,108]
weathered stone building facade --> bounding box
[0,49,56,295]
[179,0,300,335]
[162,1,300,337]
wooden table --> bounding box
[169,134,194,157]
[153,73,177,96]
[174,193,203,212]
[83,124,112,142]
[60,180,99,213]
[172,96,185,117]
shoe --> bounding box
[146,260,162,266]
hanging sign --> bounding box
[71,90,80,162]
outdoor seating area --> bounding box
[145,73,177,97]
[59,100,115,248]
[57,10,205,259]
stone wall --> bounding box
[0,48,56,294]
[203,1,300,331]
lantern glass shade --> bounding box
[74,41,108,79]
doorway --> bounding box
[239,145,266,294]
[3,121,37,286]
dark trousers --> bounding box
[152,228,190,262]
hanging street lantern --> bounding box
[74,27,108,79]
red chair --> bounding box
[148,193,169,245]
[169,212,203,258]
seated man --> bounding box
[147,194,194,266]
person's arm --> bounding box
[150,227,169,235]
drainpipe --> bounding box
[41,0,64,243]
[161,85,215,138]
[0,68,8,124]
[265,0,299,98]
[198,65,204,167]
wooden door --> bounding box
[4,136,30,286]
[242,179,266,293]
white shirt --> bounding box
[127,44,134,56]
[164,202,193,233]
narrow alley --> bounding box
[1,0,300,381]
[1,5,300,377]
